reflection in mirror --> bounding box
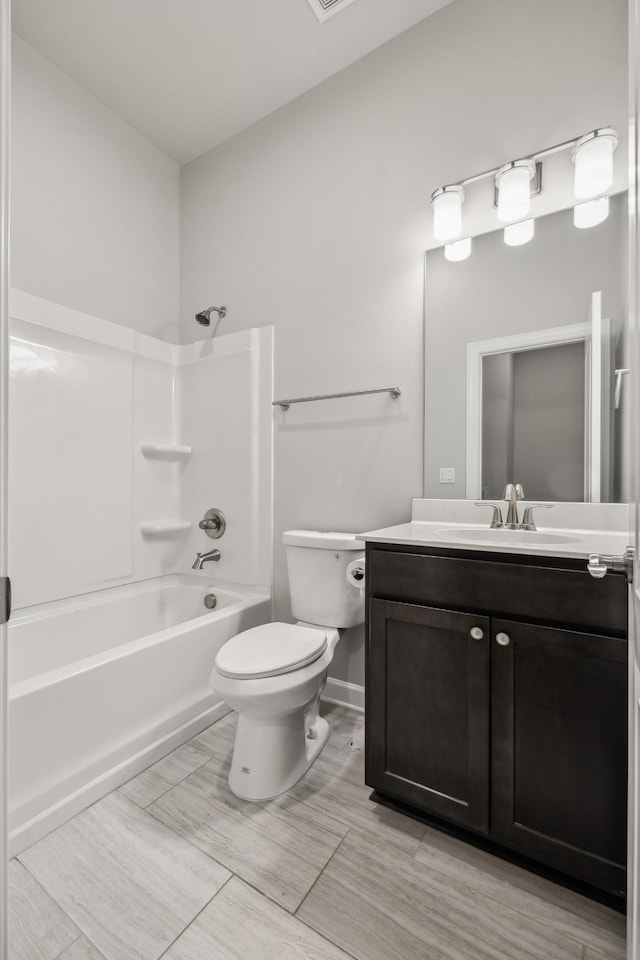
[481,341,585,501]
[424,193,628,503]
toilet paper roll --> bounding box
[346,558,366,594]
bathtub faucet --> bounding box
[192,549,221,570]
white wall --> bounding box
[179,0,628,687]
[11,37,181,340]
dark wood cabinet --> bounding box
[491,618,627,896]
[368,599,490,832]
[365,543,628,898]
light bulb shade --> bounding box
[496,160,535,223]
[503,219,535,246]
[572,130,617,200]
[573,196,609,229]
[444,237,472,261]
[431,185,464,242]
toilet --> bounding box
[209,530,365,800]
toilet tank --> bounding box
[283,530,365,629]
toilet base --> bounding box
[228,712,330,801]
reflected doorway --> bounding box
[481,341,586,501]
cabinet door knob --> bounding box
[496,632,511,647]
[470,627,484,640]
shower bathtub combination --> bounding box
[8,575,271,855]
[6,293,274,856]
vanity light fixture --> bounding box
[430,125,618,258]
[431,185,464,242]
[571,128,618,200]
[573,196,609,229]
[496,160,537,222]
[503,218,535,246]
[444,237,472,261]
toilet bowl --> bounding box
[209,530,365,800]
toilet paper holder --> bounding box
[346,558,366,592]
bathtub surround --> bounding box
[178,0,627,692]
[9,290,273,610]
[7,291,273,855]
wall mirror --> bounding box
[424,192,628,503]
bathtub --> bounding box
[8,574,271,855]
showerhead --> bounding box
[195,305,227,327]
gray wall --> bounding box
[180,0,627,687]
[510,343,585,502]
[11,37,181,340]
[425,196,626,501]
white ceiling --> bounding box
[12,0,455,165]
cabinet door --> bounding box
[366,599,490,833]
[491,618,627,895]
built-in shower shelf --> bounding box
[140,520,192,536]
[140,443,192,459]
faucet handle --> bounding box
[515,484,525,499]
[521,503,554,531]
[474,501,503,528]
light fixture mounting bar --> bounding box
[439,128,613,192]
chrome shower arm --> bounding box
[195,305,227,327]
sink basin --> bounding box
[437,528,582,546]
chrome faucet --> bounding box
[474,501,503,528]
[192,548,221,570]
[503,483,524,529]
[521,503,554,531]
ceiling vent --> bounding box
[306,0,358,22]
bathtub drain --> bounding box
[204,593,217,609]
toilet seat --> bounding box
[215,622,328,680]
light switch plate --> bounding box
[439,467,455,483]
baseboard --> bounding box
[9,701,230,858]
[322,677,364,712]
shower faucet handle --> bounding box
[199,518,220,530]
[199,508,226,539]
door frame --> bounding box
[628,0,640,954]
[466,316,611,501]
[0,0,10,954]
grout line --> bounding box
[12,860,83,954]
[141,795,234,876]
[155,874,236,960]
[294,827,350,916]
[138,754,213,810]
[154,866,363,960]
[291,828,363,960]
[51,933,83,960]
[117,724,230,811]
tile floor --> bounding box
[9,705,627,960]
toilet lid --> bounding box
[215,622,328,680]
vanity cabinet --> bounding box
[368,599,491,833]
[365,543,628,898]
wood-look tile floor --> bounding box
[9,705,627,960]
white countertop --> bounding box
[358,520,629,560]
[359,500,631,561]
